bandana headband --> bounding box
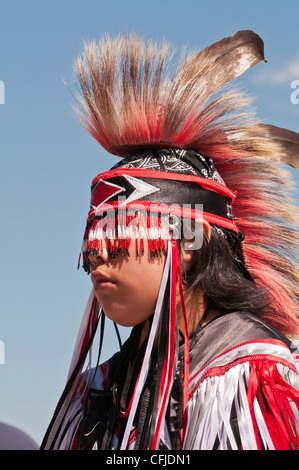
[81,163,239,270]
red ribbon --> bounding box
[247,359,299,449]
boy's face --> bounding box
[88,237,166,327]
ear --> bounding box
[180,219,211,271]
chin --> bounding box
[103,307,151,328]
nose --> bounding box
[88,239,110,271]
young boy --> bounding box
[41,31,299,450]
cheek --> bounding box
[97,257,166,327]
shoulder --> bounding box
[201,310,295,346]
[189,311,299,393]
[184,312,299,450]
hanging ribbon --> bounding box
[150,239,178,449]
[41,290,100,449]
[172,239,190,447]
[119,243,172,449]
[150,238,189,450]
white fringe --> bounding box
[183,360,299,450]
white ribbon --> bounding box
[120,240,172,450]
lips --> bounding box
[91,272,116,290]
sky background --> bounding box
[0,0,299,447]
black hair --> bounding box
[179,225,268,316]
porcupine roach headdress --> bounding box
[41,31,299,450]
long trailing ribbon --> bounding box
[47,235,191,451]
[119,241,172,450]
[149,239,178,449]
[41,290,100,449]
[172,239,190,447]
[43,236,192,450]
[119,237,190,450]
[150,237,189,450]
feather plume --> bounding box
[249,124,299,168]
[74,32,299,337]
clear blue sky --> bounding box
[0,0,299,446]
